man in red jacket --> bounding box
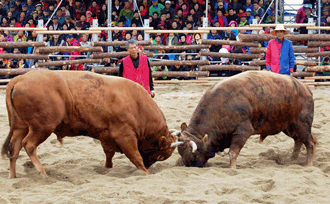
[119,40,155,98]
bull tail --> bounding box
[1,81,17,159]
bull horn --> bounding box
[190,141,197,153]
[170,141,184,148]
[169,129,181,136]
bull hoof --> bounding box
[304,162,313,167]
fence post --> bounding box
[36,20,44,67]
[200,17,208,62]
[92,19,99,69]
[144,19,150,41]
[252,19,258,34]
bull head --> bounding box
[176,122,210,167]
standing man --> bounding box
[119,40,155,98]
[266,24,295,75]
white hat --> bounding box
[270,24,290,36]
[219,48,229,63]
[165,0,171,4]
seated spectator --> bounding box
[86,11,94,24]
[14,30,27,42]
[119,0,133,21]
[87,1,100,17]
[229,0,243,13]
[238,14,249,27]
[73,0,86,21]
[1,17,9,27]
[266,11,283,24]
[181,3,189,18]
[227,8,238,23]
[321,57,330,76]
[178,34,191,46]
[246,8,254,24]
[215,0,228,11]
[56,9,66,25]
[243,0,253,11]
[213,9,228,27]
[150,0,164,16]
[131,10,143,27]
[153,65,169,80]
[51,16,61,30]
[63,17,75,30]
[252,0,264,18]
[162,1,175,18]
[165,32,179,46]
[79,14,90,30]
[139,4,149,20]
[98,4,108,26]
[60,3,71,17]
[228,20,239,36]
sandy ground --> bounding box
[0,82,330,204]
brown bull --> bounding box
[174,71,316,168]
[1,70,179,178]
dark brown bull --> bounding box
[174,71,315,168]
[1,70,179,178]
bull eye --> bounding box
[157,155,164,161]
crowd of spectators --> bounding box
[0,0,326,78]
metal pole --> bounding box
[144,19,150,41]
[275,0,278,24]
[205,0,208,22]
[108,0,113,52]
[318,0,321,64]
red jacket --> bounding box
[122,54,151,94]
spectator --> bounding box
[266,25,295,75]
[162,1,175,18]
[73,0,86,20]
[119,0,133,21]
[213,9,227,27]
[229,0,243,13]
[85,11,94,23]
[61,3,71,17]
[98,4,107,26]
[252,0,264,18]
[47,34,64,47]
[14,30,27,42]
[63,17,75,30]
[118,39,155,98]
[321,57,330,76]
[139,4,149,20]
[165,32,179,46]
[79,14,90,30]
[0,3,7,17]
[112,0,122,17]
[175,0,185,13]
[1,17,9,27]
[215,0,228,11]
[51,16,61,30]
[56,9,66,25]
[87,1,100,16]
[131,10,143,27]
[243,0,254,11]
[181,3,189,18]
[149,0,164,16]
[226,8,238,23]
[246,8,254,24]
[238,14,249,27]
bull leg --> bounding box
[22,129,51,176]
[282,127,303,160]
[293,123,315,166]
[291,139,303,160]
[9,128,28,179]
[100,141,116,168]
[114,135,150,174]
[228,124,254,169]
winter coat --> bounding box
[266,38,295,75]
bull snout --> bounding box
[184,156,205,167]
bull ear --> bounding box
[159,136,168,150]
[202,134,208,144]
[180,122,188,132]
